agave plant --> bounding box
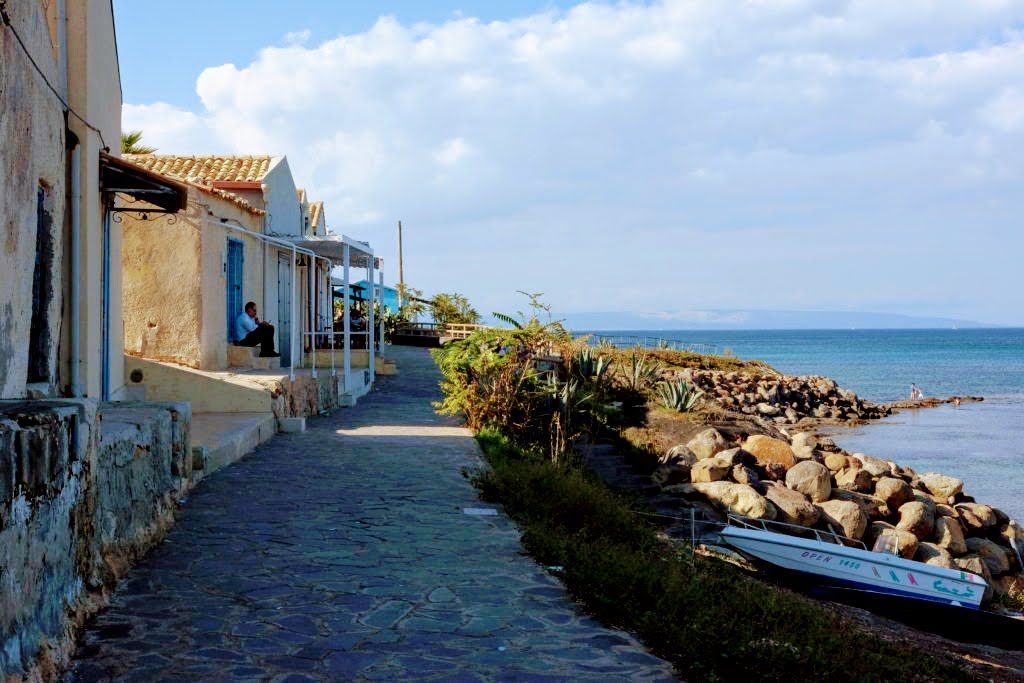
[621,351,660,392]
[656,379,704,412]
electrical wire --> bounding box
[0,0,110,152]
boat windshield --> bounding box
[871,534,900,555]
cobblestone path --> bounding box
[67,346,676,682]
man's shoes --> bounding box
[260,352,281,358]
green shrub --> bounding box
[472,429,973,682]
[655,379,704,412]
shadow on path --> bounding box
[67,346,675,682]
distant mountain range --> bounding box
[555,310,993,331]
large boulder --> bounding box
[965,537,1011,576]
[896,501,935,541]
[868,522,918,559]
[919,473,964,502]
[817,499,868,540]
[873,476,914,513]
[762,482,819,526]
[835,467,873,493]
[662,444,698,463]
[692,481,776,520]
[850,453,890,478]
[830,490,889,521]
[932,516,968,555]
[715,447,754,467]
[687,428,728,460]
[791,432,817,452]
[742,435,797,470]
[823,452,848,472]
[956,503,997,532]
[915,542,955,569]
[731,464,760,486]
[690,457,732,484]
[785,461,832,503]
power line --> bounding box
[0,0,110,152]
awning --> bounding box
[286,235,377,268]
[99,153,188,213]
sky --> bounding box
[114,1,1024,326]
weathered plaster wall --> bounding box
[123,192,267,371]
[65,0,123,400]
[122,209,203,367]
[262,158,302,236]
[0,0,67,398]
[0,399,190,679]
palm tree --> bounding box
[120,130,156,154]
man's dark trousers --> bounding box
[238,325,277,356]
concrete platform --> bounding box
[124,356,345,417]
[190,412,276,481]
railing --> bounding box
[726,514,867,550]
[393,322,442,337]
[391,322,490,341]
[442,323,489,340]
[584,334,720,356]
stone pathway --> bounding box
[67,346,676,682]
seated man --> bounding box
[234,301,280,357]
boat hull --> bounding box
[719,526,986,609]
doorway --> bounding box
[226,238,244,341]
[277,254,292,367]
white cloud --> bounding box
[434,137,471,166]
[122,0,1024,323]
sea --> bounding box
[588,328,1024,521]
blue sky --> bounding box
[114,1,1024,326]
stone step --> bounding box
[190,412,277,480]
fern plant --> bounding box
[656,379,703,412]
[492,311,523,329]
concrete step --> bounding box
[227,345,281,370]
[190,412,276,480]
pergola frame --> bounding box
[287,234,378,395]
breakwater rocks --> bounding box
[666,368,891,426]
[654,428,1024,602]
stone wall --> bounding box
[0,399,190,679]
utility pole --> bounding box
[397,220,405,309]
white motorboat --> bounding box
[710,516,987,609]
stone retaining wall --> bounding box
[0,400,190,680]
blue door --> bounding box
[226,239,244,341]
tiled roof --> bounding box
[122,154,272,183]
[120,156,265,215]
[297,187,306,204]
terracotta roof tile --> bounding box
[123,154,272,183]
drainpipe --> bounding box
[69,144,81,397]
[58,0,82,397]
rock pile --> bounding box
[667,369,889,425]
[653,428,1024,602]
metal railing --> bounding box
[726,514,867,550]
[584,335,721,356]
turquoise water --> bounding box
[588,328,1024,520]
